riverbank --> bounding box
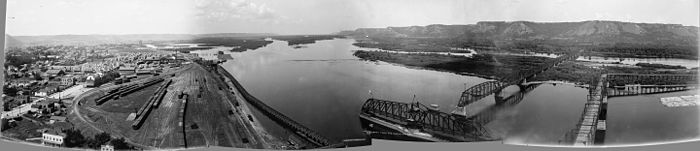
[270,35,345,46]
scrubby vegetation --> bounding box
[584,43,698,59]
[183,37,273,52]
[353,50,554,79]
[62,130,134,149]
[635,63,686,69]
[533,61,696,85]
[271,35,344,45]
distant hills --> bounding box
[339,20,699,48]
[5,34,24,48]
[5,20,699,56]
[4,33,276,46]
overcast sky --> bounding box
[6,0,700,36]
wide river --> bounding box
[193,38,698,145]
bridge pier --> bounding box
[493,83,531,105]
[594,100,607,145]
[494,89,505,104]
[517,84,527,91]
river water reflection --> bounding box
[606,90,699,145]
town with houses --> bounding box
[2,43,194,150]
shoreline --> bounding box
[207,64,288,149]
[213,64,333,148]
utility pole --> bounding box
[412,94,416,103]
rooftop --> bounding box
[37,87,58,93]
[50,116,67,121]
[46,69,64,75]
[43,128,67,137]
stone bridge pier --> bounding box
[494,82,530,104]
[494,90,505,104]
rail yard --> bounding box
[66,61,289,149]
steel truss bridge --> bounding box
[465,84,540,125]
[360,84,541,142]
[361,98,488,142]
[359,50,582,142]
[455,50,582,114]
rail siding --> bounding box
[131,79,172,130]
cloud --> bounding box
[194,0,280,23]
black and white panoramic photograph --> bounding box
[1,0,699,150]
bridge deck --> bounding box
[573,74,607,146]
[565,73,697,146]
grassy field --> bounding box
[2,119,44,140]
[530,60,605,84]
[531,60,697,85]
[99,85,159,113]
